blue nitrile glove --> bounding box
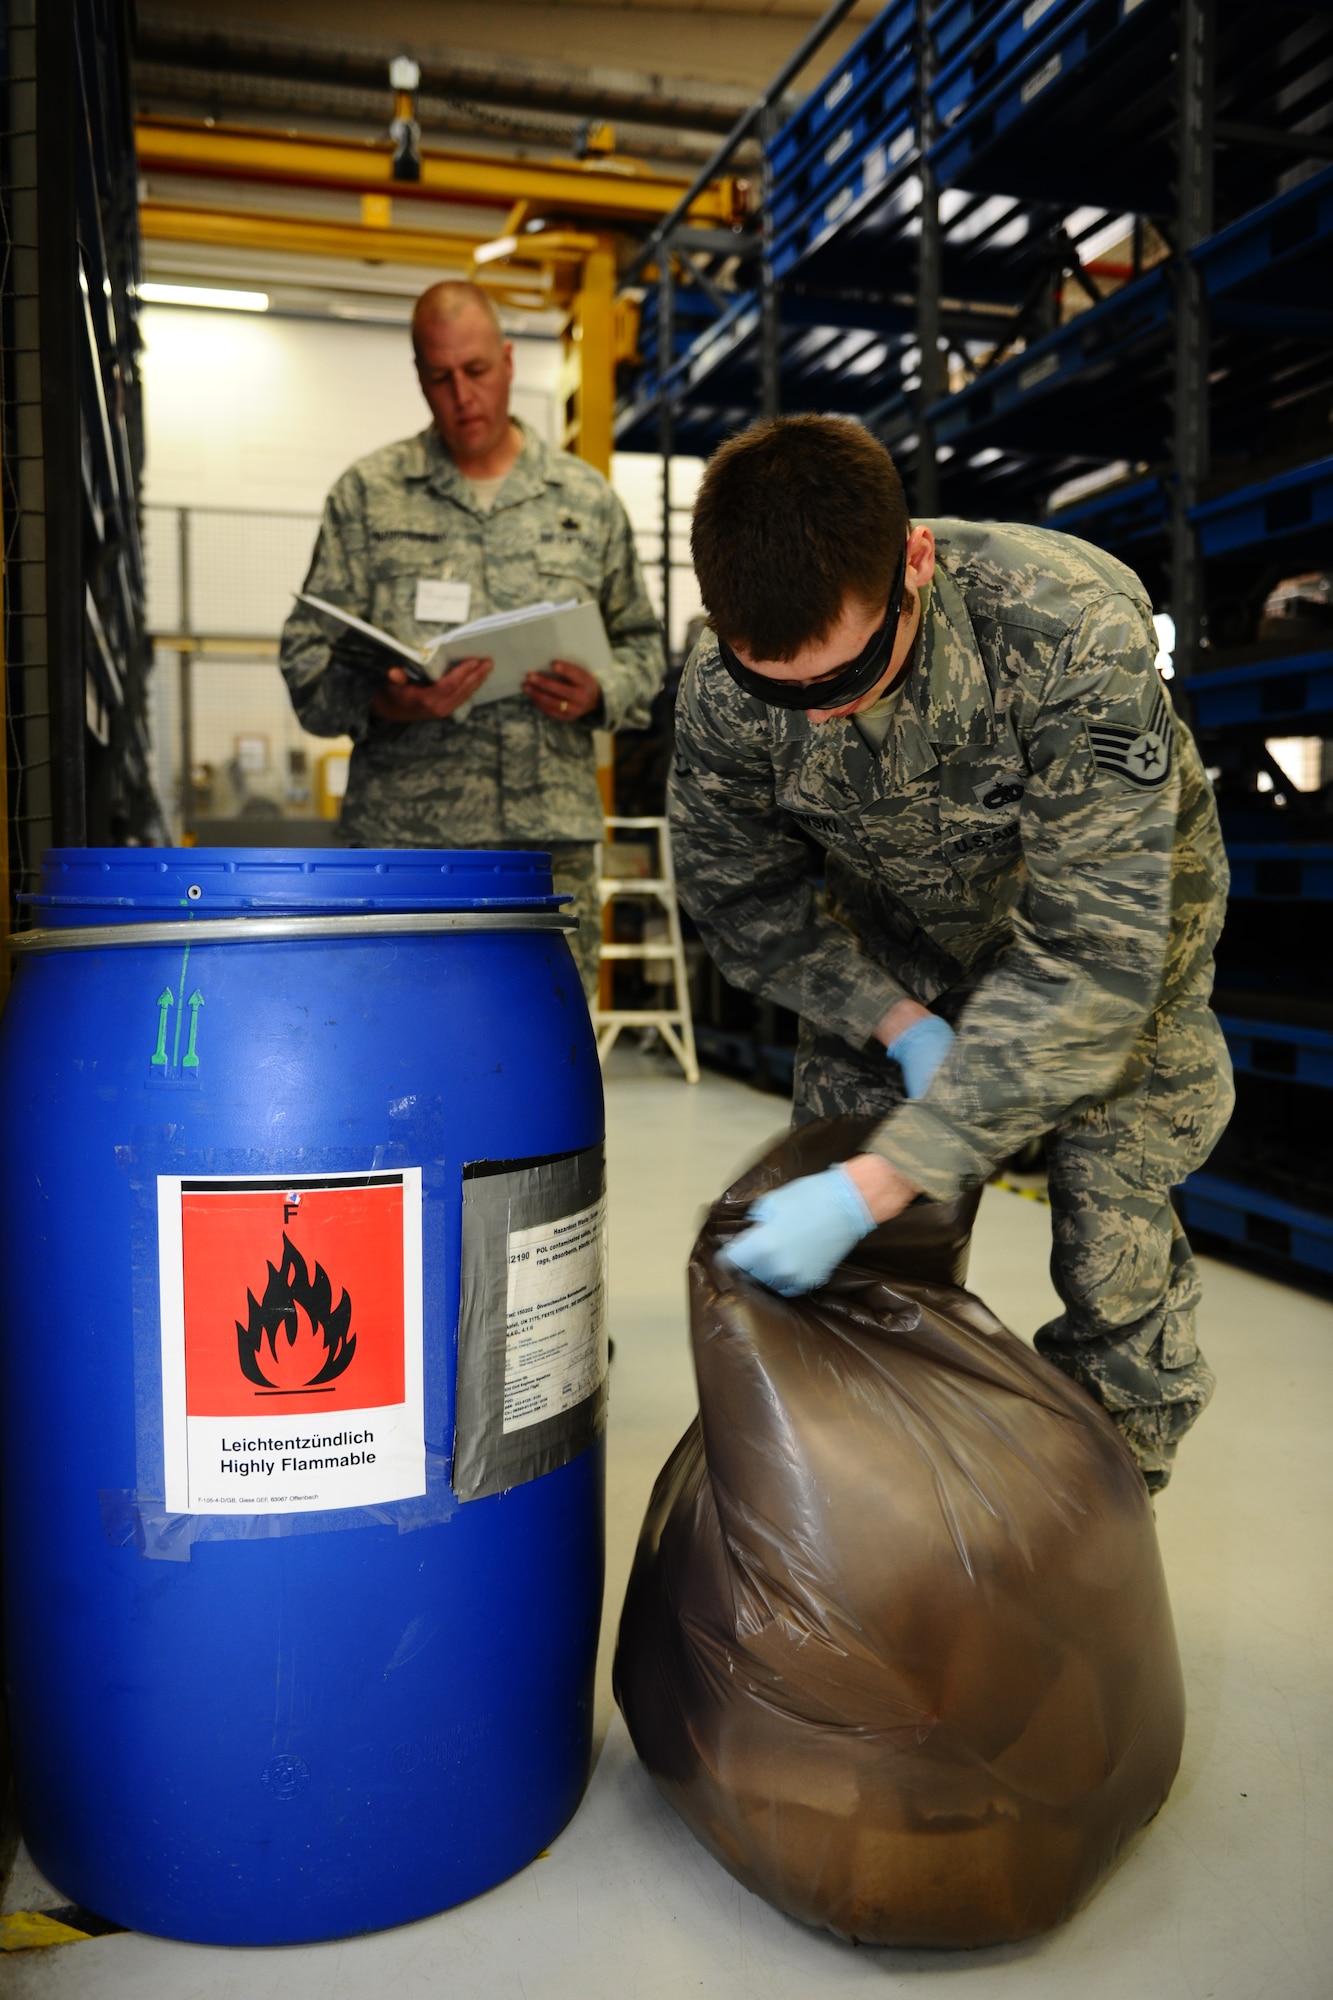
[887,1014,955,1099]
[718,1165,877,1297]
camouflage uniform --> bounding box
[280,419,664,995]
[669,519,1233,1490]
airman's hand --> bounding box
[371,657,492,721]
[523,658,603,723]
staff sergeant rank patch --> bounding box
[1085,687,1174,789]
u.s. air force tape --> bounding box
[1085,686,1174,789]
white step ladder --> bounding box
[594,815,699,1083]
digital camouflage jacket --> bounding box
[280,420,664,845]
[669,519,1229,1200]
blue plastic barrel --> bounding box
[0,848,606,1945]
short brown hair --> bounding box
[691,416,909,660]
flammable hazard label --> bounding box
[157,1170,425,1515]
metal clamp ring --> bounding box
[7,909,578,954]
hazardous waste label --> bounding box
[503,1196,607,1434]
[157,1170,424,1514]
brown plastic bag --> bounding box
[614,1118,1185,1948]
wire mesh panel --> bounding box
[143,506,347,841]
[142,508,180,635]
[182,654,350,837]
[192,509,322,637]
[143,504,322,637]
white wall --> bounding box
[140,305,561,513]
[611,451,706,662]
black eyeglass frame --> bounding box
[714,542,910,712]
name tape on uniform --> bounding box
[415,578,472,625]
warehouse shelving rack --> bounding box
[613,0,1333,1277]
[2,0,161,924]
[924,0,1333,1283]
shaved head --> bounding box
[411,280,504,353]
[412,279,516,474]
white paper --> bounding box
[295,592,616,704]
[415,577,472,624]
[502,1197,607,1434]
[439,599,615,707]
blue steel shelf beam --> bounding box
[1225,846,1333,900]
[1219,1014,1333,1089]
[1190,455,1333,559]
[1184,649,1333,732]
[616,291,918,456]
[1177,1173,1333,1276]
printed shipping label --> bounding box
[415,577,472,624]
[158,1170,424,1514]
[824,69,855,113]
[503,1196,607,1434]
[1018,349,1061,391]
[1021,52,1062,102]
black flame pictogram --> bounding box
[236,1234,357,1391]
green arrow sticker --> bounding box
[182,990,204,1068]
[151,988,173,1067]
[151,947,203,1075]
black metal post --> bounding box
[1170,0,1215,681]
[914,0,943,515]
[34,0,86,845]
[657,252,676,665]
[177,508,194,836]
[625,0,863,286]
[759,103,781,420]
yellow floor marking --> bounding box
[1,1910,93,1950]
[993,1176,1051,1206]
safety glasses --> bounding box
[715,542,909,712]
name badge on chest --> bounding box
[415,577,472,625]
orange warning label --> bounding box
[182,1182,405,1418]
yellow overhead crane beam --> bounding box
[135,118,711,479]
[139,197,640,474]
[135,118,748,230]
[140,201,495,278]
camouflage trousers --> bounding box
[793,970,1235,1492]
[546,843,601,1002]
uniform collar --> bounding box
[908,563,995,748]
[405,416,553,512]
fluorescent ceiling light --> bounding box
[473,235,518,266]
[139,282,269,312]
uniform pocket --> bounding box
[1141,999,1235,1189]
[537,546,602,603]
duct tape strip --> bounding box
[109,1133,463,1560]
[453,1143,608,1501]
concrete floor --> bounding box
[6,1057,1332,1997]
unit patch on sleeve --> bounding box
[1085,686,1174,789]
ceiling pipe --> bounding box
[132,63,757,170]
[134,9,801,135]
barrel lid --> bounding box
[26,848,565,925]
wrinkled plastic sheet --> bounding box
[615,1117,1184,1948]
